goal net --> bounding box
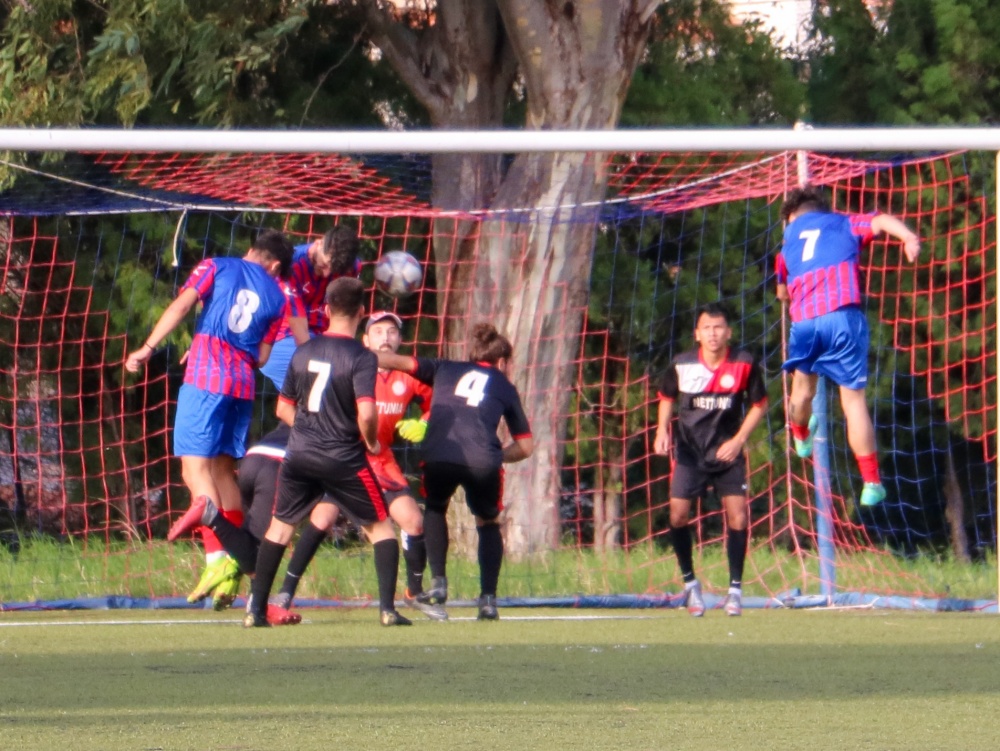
[0,136,995,611]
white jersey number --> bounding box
[799,228,821,262]
[455,371,489,407]
[306,360,332,412]
[227,289,261,334]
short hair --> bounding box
[321,226,361,277]
[696,302,732,326]
[252,229,294,277]
[781,185,830,222]
[325,276,365,318]
[469,323,513,364]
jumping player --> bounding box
[244,277,410,628]
[376,323,533,621]
[653,303,767,617]
[776,185,920,507]
[259,226,361,391]
[126,229,294,608]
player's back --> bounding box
[282,334,377,463]
[413,359,530,470]
[193,257,286,353]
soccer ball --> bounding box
[374,251,423,297]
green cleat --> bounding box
[794,415,818,459]
[212,571,243,611]
[186,555,240,604]
[859,482,887,507]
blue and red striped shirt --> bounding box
[273,243,362,341]
[776,211,876,323]
[181,257,291,399]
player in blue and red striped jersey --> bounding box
[376,323,534,621]
[653,303,768,617]
[125,229,294,607]
[776,185,920,508]
[259,225,361,390]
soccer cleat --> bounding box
[477,594,499,621]
[860,482,887,507]
[421,576,448,606]
[380,609,413,627]
[683,580,705,618]
[186,555,240,603]
[242,611,271,628]
[404,588,448,621]
[211,572,243,611]
[793,415,818,459]
[266,604,302,626]
[269,591,293,611]
[167,495,215,541]
[724,591,743,617]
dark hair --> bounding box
[696,302,731,326]
[252,229,294,277]
[322,225,361,277]
[469,323,513,364]
[325,276,365,318]
[781,185,830,222]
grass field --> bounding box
[2,606,998,751]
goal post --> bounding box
[0,128,996,613]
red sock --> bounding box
[790,421,811,440]
[221,508,244,528]
[856,453,881,484]
[200,526,224,555]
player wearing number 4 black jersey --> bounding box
[377,324,533,621]
[126,230,294,606]
[245,277,410,628]
[776,185,920,508]
[654,303,768,617]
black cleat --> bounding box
[421,576,448,606]
[404,588,448,621]
[242,611,271,628]
[380,609,413,627]
[477,594,499,621]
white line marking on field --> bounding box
[0,613,657,627]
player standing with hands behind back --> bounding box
[377,323,533,621]
[776,185,920,507]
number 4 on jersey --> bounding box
[455,371,489,407]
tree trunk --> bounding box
[942,441,970,563]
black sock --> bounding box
[727,527,748,589]
[670,524,695,583]
[423,506,449,579]
[373,538,400,612]
[207,515,259,574]
[249,539,287,618]
[401,531,426,595]
[477,523,503,597]
[278,522,327,600]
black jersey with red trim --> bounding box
[408,357,531,470]
[658,347,767,471]
[279,333,377,465]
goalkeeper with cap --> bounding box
[653,303,768,617]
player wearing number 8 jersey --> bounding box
[377,323,534,621]
[776,185,921,507]
[125,229,294,606]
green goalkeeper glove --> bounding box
[396,418,428,443]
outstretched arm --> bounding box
[871,214,921,262]
[125,287,200,372]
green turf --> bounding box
[1,608,998,750]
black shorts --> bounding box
[274,452,389,528]
[670,462,747,502]
[423,462,504,521]
[238,453,280,542]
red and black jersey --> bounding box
[658,347,767,471]
[406,357,531,470]
[279,333,377,466]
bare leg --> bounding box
[788,370,819,428]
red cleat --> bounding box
[267,604,302,626]
[166,496,208,542]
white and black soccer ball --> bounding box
[374,250,423,298]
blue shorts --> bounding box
[783,306,869,390]
[259,336,298,392]
[173,384,253,459]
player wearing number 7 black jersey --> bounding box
[125,229,294,606]
[376,323,533,621]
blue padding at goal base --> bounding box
[1,592,995,613]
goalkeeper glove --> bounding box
[396,418,428,443]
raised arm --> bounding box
[871,213,921,262]
[125,287,200,372]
